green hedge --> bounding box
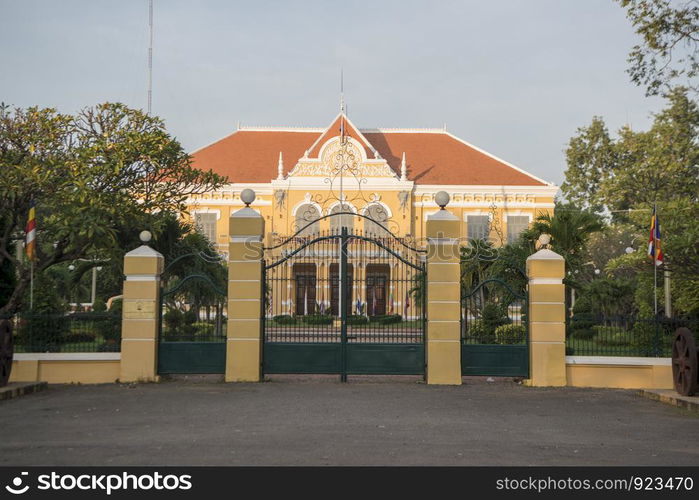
[302,314,333,325]
[272,314,296,325]
[569,314,597,340]
[494,324,526,344]
[64,332,97,344]
[374,314,402,325]
[467,319,495,344]
[192,322,214,336]
[572,328,596,340]
[347,315,369,325]
[594,331,633,347]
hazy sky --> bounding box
[1,0,664,185]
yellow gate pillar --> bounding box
[226,189,265,382]
[120,231,164,383]
[425,192,462,385]
[525,247,567,386]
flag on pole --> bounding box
[647,207,663,266]
[25,201,37,261]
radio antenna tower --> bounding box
[147,0,154,114]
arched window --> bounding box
[294,204,320,236]
[364,203,390,237]
[329,203,354,234]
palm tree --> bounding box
[529,203,604,318]
[530,204,604,274]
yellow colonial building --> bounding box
[187,111,558,250]
[183,111,558,325]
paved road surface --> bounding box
[0,376,696,466]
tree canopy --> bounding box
[618,0,699,96]
[0,102,227,315]
[561,88,699,214]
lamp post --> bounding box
[68,264,75,310]
[91,267,102,308]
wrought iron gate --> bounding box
[158,253,227,374]
[262,216,426,381]
[461,278,529,377]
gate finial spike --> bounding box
[277,151,284,180]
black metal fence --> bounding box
[461,279,527,345]
[160,306,226,342]
[9,312,122,353]
[566,314,699,357]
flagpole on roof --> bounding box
[338,69,344,322]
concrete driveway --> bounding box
[0,376,697,466]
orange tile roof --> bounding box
[191,119,548,186]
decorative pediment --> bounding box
[287,136,398,179]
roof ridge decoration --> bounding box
[305,112,380,159]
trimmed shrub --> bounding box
[183,309,197,325]
[16,314,70,352]
[108,298,123,314]
[572,328,596,340]
[93,314,121,342]
[92,296,107,312]
[467,319,496,344]
[346,315,369,325]
[592,325,620,336]
[164,309,184,331]
[378,314,402,325]
[192,322,214,337]
[64,332,97,344]
[595,331,633,347]
[494,324,526,344]
[481,304,510,332]
[163,308,195,338]
[302,314,333,325]
[273,314,296,325]
[631,320,665,355]
[569,314,596,340]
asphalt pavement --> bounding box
[0,376,696,466]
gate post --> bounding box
[525,248,567,386]
[226,189,265,382]
[119,232,164,383]
[425,192,462,385]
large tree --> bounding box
[603,87,699,210]
[0,103,226,316]
[560,116,616,211]
[562,88,699,213]
[618,0,699,96]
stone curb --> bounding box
[638,389,699,413]
[0,382,48,402]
